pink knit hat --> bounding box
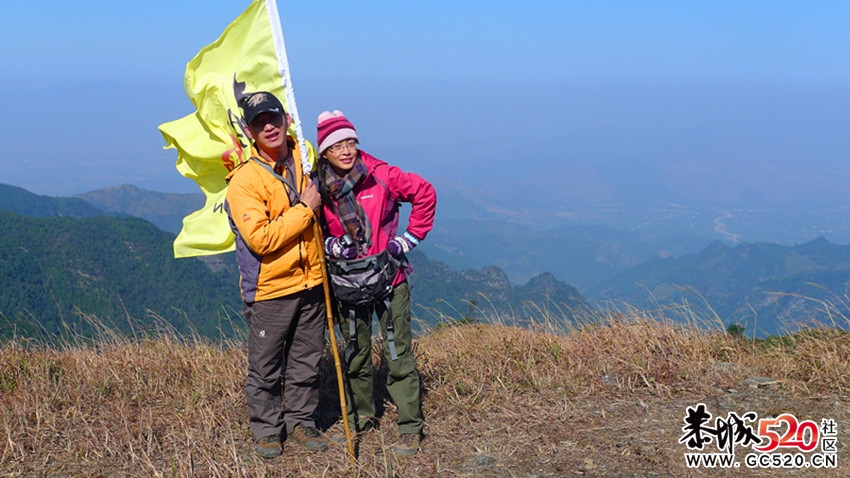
[317,110,358,154]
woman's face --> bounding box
[324,139,358,175]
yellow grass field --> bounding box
[2,312,848,477]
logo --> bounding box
[258,330,266,338]
[680,403,838,469]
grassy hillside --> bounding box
[0,210,242,341]
[2,309,847,476]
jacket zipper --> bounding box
[298,234,306,277]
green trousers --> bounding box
[338,281,423,435]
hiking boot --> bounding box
[288,424,328,451]
[330,430,350,443]
[331,418,377,443]
[254,435,282,459]
[392,433,421,456]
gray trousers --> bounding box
[244,286,325,440]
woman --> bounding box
[315,110,436,456]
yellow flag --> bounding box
[158,0,314,258]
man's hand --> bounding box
[301,179,321,211]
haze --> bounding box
[2,1,848,243]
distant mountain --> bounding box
[589,237,850,336]
[0,182,203,235]
[407,251,590,328]
[75,184,713,290]
[0,185,589,340]
[0,183,104,218]
[77,184,203,235]
[419,218,711,290]
[9,182,847,337]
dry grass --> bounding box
[418,312,850,413]
[2,307,849,477]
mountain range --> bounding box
[0,184,588,341]
[4,182,850,337]
[588,237,850,336]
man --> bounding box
[224,91,327,459]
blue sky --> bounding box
[4,1,849,85]
[2,0,849,210]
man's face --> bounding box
[248,112,288,152]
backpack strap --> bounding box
[250,157,301,206]
[344,307,357,365]
[383,297,398,361]
[341,298,399,363]
[316,159,396,235]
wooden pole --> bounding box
[315,222,356,462]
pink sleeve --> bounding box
[383,165,437,240]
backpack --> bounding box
[317,164,405,361]
[326,250,400,306]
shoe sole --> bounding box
[392,446,418,457]
[290,440,328,451]
[255,446,282,459]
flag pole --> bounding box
[261,1,356,459]
[269,5,354,457]
[315,222,356,462]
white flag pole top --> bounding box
[266,0,311,173]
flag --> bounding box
[158,0,314,258]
